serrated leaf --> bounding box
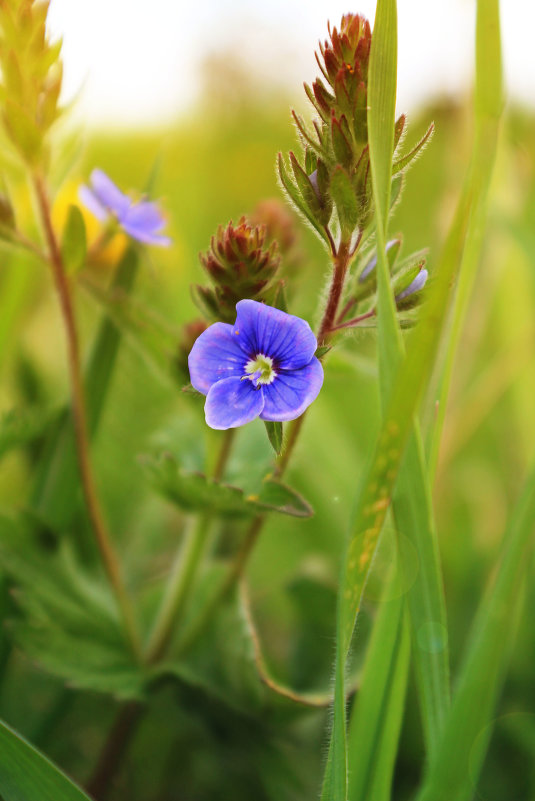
[0,717,92,801]
[144,454,313,518]
[0,515,145,700]
[61,204,86,275]
[330,166,359,240]
[264,420,283,455]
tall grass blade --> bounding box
[368,0,450,758]
[415,462,535,801]
[427,0,503,478]
[347,583,410,801]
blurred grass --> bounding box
[0,69,534,799]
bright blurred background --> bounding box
[0,2,534,800]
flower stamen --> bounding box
[244,354,276,387]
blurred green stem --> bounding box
[32,172,141,660]
[144,513,213,663]
[145,428,235,663]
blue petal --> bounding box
[90,169,131,217]
[78,185,109,222]
[260,357,324,422]
[188,322,246,395]
[205,377,264,430]
[233,300,317,369]
[121,221,171,246]
[121,200,166,231]
[120,201,170,246]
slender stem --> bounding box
[176,515,265,658]
[212,428,235,482]
[337,297,358,323]
[144,429,235,664]
[317,240,352,344]
[328,308,376,333]
[32,172,141,659]
[144,514,212,664]
[86,701,144,800]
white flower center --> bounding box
[244,353,276,386]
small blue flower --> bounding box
[395,268,428,302]
[79,169,171,246]
[188,300,324,430]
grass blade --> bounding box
[427,0,503,477]
[415,462,535,801]
[368,0,450,757]
[0,718,92,801]
[347,583,410,801]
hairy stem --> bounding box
[317,240,352,343]
[32,172,141,659]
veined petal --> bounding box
[188,323,246,395]
[90,169,131,217]
[78,185,109,222]
[233,300,317,369]
[205,377,264,430]
[260,357,324,422]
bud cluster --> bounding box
[279,13,433,250]
[0,0,63,165]
[336,238,429,328]
[192,217,281,323]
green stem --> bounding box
[144,514,213,664]
[144,429,235,663]
[32,172,141,660]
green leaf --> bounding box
[289,151,328,225]
[60,204,87,275]
[0,407,50,460]
[277,153,329,245]
[427,0,503,479]
[264,420,283,455]
[144,454,313,519]
[330,166,359,241]
[315,345,332,359]
[415,463,535,801]
[3,99,42,163]
[0,515,145,700]
[0,717,92,801]
[348,583,410,801]
[392,122,434,175]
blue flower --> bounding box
[395,268,428,302]
[79,169,171,246]
[188,300,324,430]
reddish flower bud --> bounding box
[195,217,281,323]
